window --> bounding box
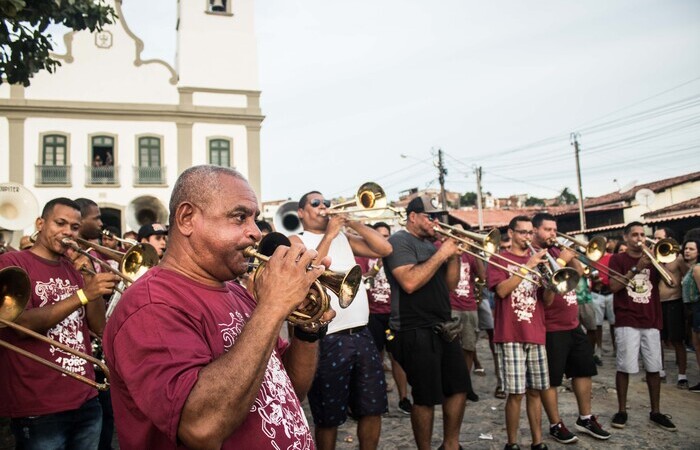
[208,0,229,13]
[37,134,70,184]
[88,135,116,184]
[135,136,165,184]
[209,139,231,167]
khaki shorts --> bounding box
[452,309,479,352]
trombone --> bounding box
[555,233,632,287]
[322,182,403,220]
[637,241,676,286]
[645,237,680,264]
[243,232,363,327]
[436,222,501,255]
[0,266,110,390]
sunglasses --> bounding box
[421,212,442,221]
[309,198,331,208]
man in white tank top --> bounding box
[290,190,393,450]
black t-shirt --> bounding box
[383,230,451,331]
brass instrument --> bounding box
[322,182,403,220]
[526,242,580,294]
[272,200,303,235]
[637,242,676,286]
[555,232,607,262]
[66,237,159,285]
[645,237,680,264]
[0,266,110,390]
[436,222,501,255]
[432,225,540,285]
[0,182,39,253]
[102,228,138,247]
[243,232,363,326]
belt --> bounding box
[592,288,612,295]
[333,325,366,335]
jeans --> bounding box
[10,397,102,450]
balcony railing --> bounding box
[85,165,118,185]
[35,165,71,185]
[134,165,166,185]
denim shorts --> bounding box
[10,397,102,450]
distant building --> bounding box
[0,0,263,239]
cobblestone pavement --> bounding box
[318,327,700,449]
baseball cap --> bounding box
[405,195,446,215]
[137,223,168,241]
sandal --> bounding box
[474,368,486,376]
[494,387,506,399]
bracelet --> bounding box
[372,264,380,272]
[555,258,566,267]
[293,324,328,343]
[519,267,529,275]
[76,289,89,306]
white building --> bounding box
[0,0,263,241]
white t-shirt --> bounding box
[298,231,369,334]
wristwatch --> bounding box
[630,266,639,275]
[293,324,328,343]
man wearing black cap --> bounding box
[137,223,167,259]
[383,195,466,450]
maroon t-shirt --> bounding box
[487,250,546,345]
[0,250,96,417]
[103,267,314,450]
[450,252,480,312]
[540,247,580,332]
[609,252,662,330]
[356,256,391,315]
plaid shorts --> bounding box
[495,342,549,394]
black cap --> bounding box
[137,223,167,242]
[405,195,445,215]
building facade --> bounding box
[0,0,263,238]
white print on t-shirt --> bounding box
[368,259,390,305]
[34,278,89,376]
[508,265,538,323]
[454,261,472,298]
[219,312,313,449]
[626,269,653,304]
[564,290,578,307]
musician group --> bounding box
[1,165,699,450]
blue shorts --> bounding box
[308,327,388,427]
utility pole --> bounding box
[436,148,448,210]
[571,132,586,231]
[475,166,484,230]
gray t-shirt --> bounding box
[383,230,451,331]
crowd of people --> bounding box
[1,165,699,450]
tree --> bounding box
[0,0,116,86]
[460,191,477,207]
[525,196,545,207]
[557,187,577,205]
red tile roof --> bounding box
[642,196,700,218]
[584,171,700,208]
[449,208,544,229]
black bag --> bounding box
[433,317,462,343]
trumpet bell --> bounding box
[121,244,160,281]
[585,236,607,262]
[356,182,387,218]
[320,264,362,308]
[0,266,31,323]
[550,268,580,295]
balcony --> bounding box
[35,165,71,185]
[134,166,167,185]
[85,165,118,186]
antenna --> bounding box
[634,188,656,210]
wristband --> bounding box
[372,264,380,272]
[556,258,566,267]
[76,289,89,306]
[293,324,328,343]
[630,266,639,275]
[519,267,529,276]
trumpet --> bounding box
[243,232,363,327]
[0,266,109,390]
[526,242,581,294]
[322,182,403,220]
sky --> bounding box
[79,1,700,203]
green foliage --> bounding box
[460,191,477,207]
[0,0,116,86]
[525,196,545,206]
[557,187,577,205]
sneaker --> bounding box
[530,443,548,450]
[677,379,689,389]
[575,416,610,440]
[690,382,700,393]
[649,412,677,432]
[593,355,603,367]
[611,411,627,429]
[398,397,412,415]
[504,445,521,450]
[549,421,578,444]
